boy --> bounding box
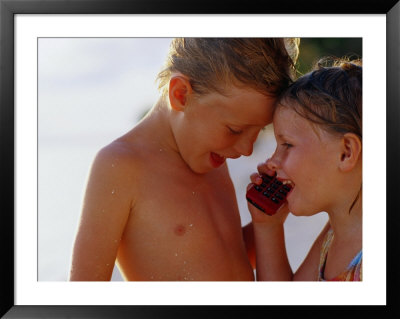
[70,38,299,281]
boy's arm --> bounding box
[70,145,135,281]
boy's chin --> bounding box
[185,154,226,174]
[187,161,214,175]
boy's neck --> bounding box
[139,97,186,166]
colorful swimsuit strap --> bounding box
[318,228,362,281]
[349,250,362,268]
[318,228,333,281]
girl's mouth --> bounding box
[280,179,295,200]
[276,176,295,190]
[210,152,226,168]
[281,179,294,186]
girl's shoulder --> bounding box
[293,221,331,280]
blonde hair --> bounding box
[279,57,362,139]
[157,38,299,97]
[284,38,300,68]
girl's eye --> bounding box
[282,142,293,148]
[228,126,243,135]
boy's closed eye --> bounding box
[227,126,243,135]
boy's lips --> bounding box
[210,152,226,168]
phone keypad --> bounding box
[246,174,293,215]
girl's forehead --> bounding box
[274,106,301,125]
[274,106,338,144]
[274,106,317,136]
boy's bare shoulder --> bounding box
[97,138,140,163]
[92,135,150,181]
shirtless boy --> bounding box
[70,38,299,281]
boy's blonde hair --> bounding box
[157,38,299,97]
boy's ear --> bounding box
[168,75,193,112]
[339,133,362,172]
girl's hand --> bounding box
[247,161,290,226]
[255,160,276,178]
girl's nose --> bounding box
[266,151,281,171]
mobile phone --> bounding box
[246,173,292,215]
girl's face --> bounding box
[173,86,277,174]
[269,106,343,216]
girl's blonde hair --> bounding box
[278,57,362,140]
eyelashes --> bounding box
[227,126,243,135]
[282,142,293,148]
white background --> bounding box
[15,15,386,305]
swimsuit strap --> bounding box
[318,228,334,281]
[318,228,362,281]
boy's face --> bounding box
[172,86,277,174]
[269,106,343,216]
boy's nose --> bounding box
[234,138,254,157]
[235,130,261,157]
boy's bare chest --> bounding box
[118,167,252,280]
[134,166,239,226]
[129,164,243,244]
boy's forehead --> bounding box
[219,80,276,98]
[219,83,277,100]
[213,88,277,126]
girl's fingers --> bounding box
[249,172,263,185]
[257,161,276,177]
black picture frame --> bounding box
[1,1,399,318]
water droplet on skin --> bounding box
[159,149,163,152]
[175,253,178,257]
[111,163,115,167]
[189,224,193,227]
[111,190,115,194]
[192,191,195,195]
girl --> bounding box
[248,58,362,281]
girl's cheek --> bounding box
[281,155,294,174]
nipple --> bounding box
[174,224,186,236]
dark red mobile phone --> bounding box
[246,173,292,215]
